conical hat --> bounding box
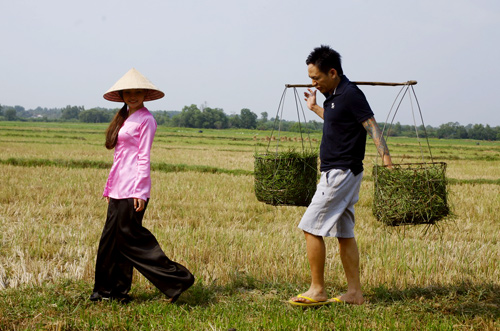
[103,68,165,102]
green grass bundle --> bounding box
[373,162,450,226]
[254,150,318,206]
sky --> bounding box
[1,0,499,127]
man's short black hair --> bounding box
[306,45,343,75]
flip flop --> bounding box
[288,294,331,307]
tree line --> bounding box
[0,104,322,132]
[383,122,500,141]
[1,104,499,140]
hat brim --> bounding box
[103,89,165,102]
[103,68,165,102]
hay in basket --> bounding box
[254,85,319,207]
[372,162,450,226]
[369,80,452,226]
[254,149,318,206]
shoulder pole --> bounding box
[285,80,417,88]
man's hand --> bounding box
[304,88,324,119]
[383,154,393,169]
[304,88,317,109]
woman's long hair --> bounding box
[105,102,128,149]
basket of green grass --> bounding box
[254,149,318,206]
[372,162,450,226]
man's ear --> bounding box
[328,68,337,79]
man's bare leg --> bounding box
[337,237,365,304]
[290,231,328,303]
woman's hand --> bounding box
[134,198,146,212]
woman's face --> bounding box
[122,89,147,111]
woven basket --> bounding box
[372,162,450,226]
[254,153,318,206]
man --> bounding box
[289,45,392,306]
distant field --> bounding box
[0,121,499,330]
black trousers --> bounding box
[92,198,194,301]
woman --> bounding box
[90,68,194,303]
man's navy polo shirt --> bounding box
[320,75,374,175]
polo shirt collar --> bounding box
[323,75,349,99]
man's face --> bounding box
[308,64,337,94]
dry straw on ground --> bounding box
[0,124,499,304]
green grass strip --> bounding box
[0,157,252,176]
[0,157,110,169]
[152,162,252,176]
[363,175,500,186]
[447,178,500,185]
[0,278,498,330]
[1,157,498,184]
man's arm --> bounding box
[362,117,393,167]
[304,88,324,119]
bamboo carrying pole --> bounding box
[285,80,417,88]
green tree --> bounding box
[469,124,485,140]
[228,114,241,128]
[260,112,268,123]
[61,105,83,120]
[173,104,202,128]
[152,111,171,126]
[201,107,228,129]
[239,108,257,129]
[484,125,496,140]
[5,108,17,121]
[289,122,305,132]
[456,126,468,139]
[391,122,402,136]
[79,109,111,123]
[437,122,466,139]
[11,105,29,118]
[256,112,269,130]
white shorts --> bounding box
[298,169,363,238]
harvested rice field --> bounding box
[0,121,499,330]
